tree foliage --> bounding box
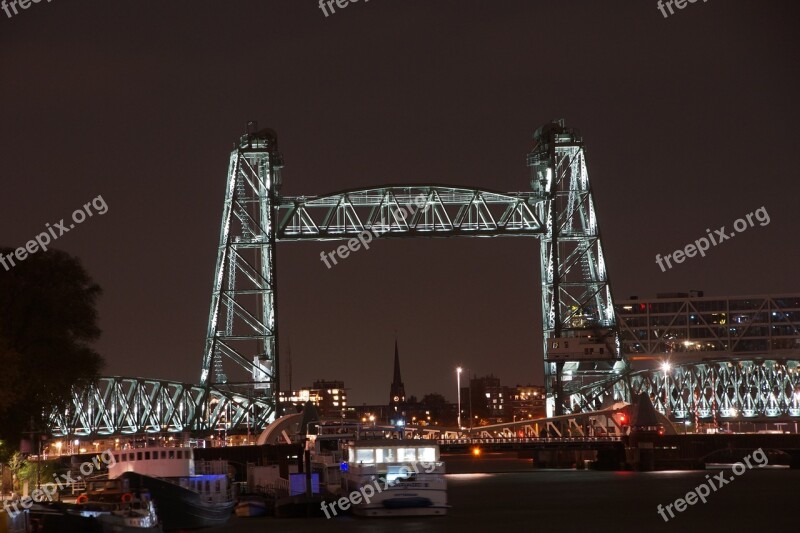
[0,248,104,459]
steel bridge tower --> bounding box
[527,121,628,416]
[200,128,282,414]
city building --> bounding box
[506,384,546,421]
[615,292,800,366]
[278,380,347,418]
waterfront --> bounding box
[212,469,796,532]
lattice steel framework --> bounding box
[527,122,627,415]
[201,128,282,396]
[630,359,800,421]
[55,121,800,437]
[50,377,273,437]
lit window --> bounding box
[354,448,375,463]
[418,447,436,462]
[398,448,417,462]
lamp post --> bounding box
[457,367,463,430]
[661,362,671,419]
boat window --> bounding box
[215,479,221,493]
[380,448,397,462]
[169,450,175,459]
[205,480,210,493]
[177,450,183,459]
[136,452,142,461]
[161,451,167,459]
[398,448,417,462]
[145,451,151,460]
[418,447,436,462]
[354,448,375,463]
[114,454,120,463]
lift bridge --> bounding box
[50,121,800,437]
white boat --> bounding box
[108,446,234,529]
[340,439,448,517]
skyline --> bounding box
[1,1,798,406]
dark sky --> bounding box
[1,1,798,406]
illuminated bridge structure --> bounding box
[50,122,800,437]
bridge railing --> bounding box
[437,436,622,445]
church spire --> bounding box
[393,337,402,385]
[389,337,406,424]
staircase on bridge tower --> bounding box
[200,127,283,422]
[528,119,629,417]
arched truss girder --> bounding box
[276,186,546,240]
[568,359,800,419]
[49,377,273,437]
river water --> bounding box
[212,468,796,532]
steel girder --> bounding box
[276,186,545,240]
[49,377,273,437]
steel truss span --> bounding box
[276,186,545,239]
[50,377,273,437]
[629,359,800,420]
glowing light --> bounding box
[661,362,672,373]
[471,447,481,457]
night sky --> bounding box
[1,1,798,406]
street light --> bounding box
[661,362,671,418]
[457,367,463,429]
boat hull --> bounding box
[119,472,233,530]
[234,501,269,518]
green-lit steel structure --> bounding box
[49,121,800,437]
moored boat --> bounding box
[340,439,448,517]
[108,446,234,530]
[76,477,162,532]
[234,493,271,518]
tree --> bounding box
[0,248,104,460]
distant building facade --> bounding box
[615,292,800,365]
[279,379,347,418]
[460,375,546,425]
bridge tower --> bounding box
[200,127,283,422]
[528,120,628,416]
